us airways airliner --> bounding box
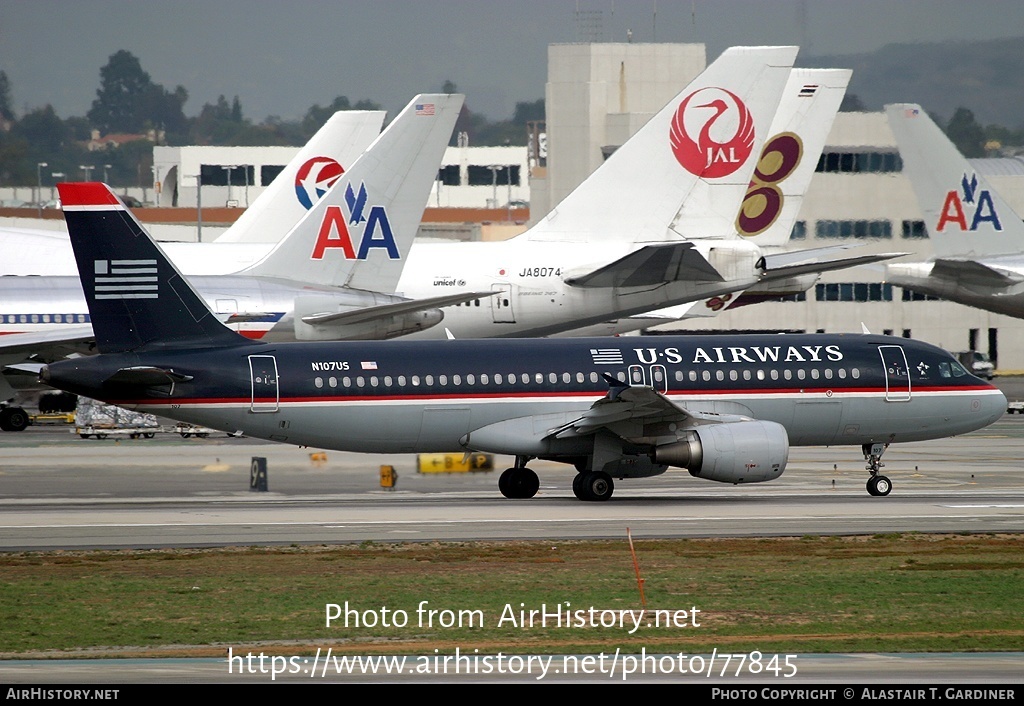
[41,181,1006,502]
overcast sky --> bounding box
[3,0,1023,122]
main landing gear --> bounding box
[498,456,540,499]
[862,442,892,497]
[572,471,614,502]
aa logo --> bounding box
[310,182,400,260]
[935,173,1002,233]
[736,132,803,238]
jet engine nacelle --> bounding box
[652,419,789,484]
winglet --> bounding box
[58,182,252,354]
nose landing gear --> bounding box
[863,442,892,497]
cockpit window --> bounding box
[950,361,968,377]
[939,362,951,378]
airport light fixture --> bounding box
[79,165,94,181]
[36,162,48,216]
[103,164,112,183]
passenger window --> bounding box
[797,369,806,380]
[784,370,792,381]
[357,377,365,387]
[329,376,337,387]
[824,369,833,380]
[590,372,599,383]
[453,375,461,385]
[562,373,571,384]
[548,373,557,384]
[495,374,503,384]
[385,376,393,386]
[716,370,724,381]
[439,374,447,385]
[576,373,585,384]
[729,370,738,381]
[743,370,751,381]
[397,376,405,386]
[410,376,419,386]
[810,369,819,380]
[535,373,544,384]
[522,373,530,384]
[344,376,353,387]
[702,370,711,382]
[314,377,324,388]
[770,369,778,381]
[481,374,489,385]
[424,375,432,386]
[838,369,847,379]
[851,368,860,379]
[467,374,475,385]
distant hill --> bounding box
[801,37,1024,128]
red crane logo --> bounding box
[669,87,755,178]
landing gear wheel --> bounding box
[867,475,892,497]
[0,407,29,432]
[580,471,614,502]
[498,467,540,499]
[572,472,587,500]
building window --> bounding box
[200,164,254,187]
[901,220,928,239]
[467,165,520,187]
[815,282,894,302]
[815,220,892,239]
[901,288,944,302]
[260,165,286,186]
[437,164,461,186]
[815,151,902,173]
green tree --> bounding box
[0,70,14,122]
[87,50,187,136]
[88,50,154,133]
[945,107,985,158]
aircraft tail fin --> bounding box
[529,46,797,244]
[57,182,250,355]
[735,68,851,247]
[886,103,1024,259]
[214,110,385,244]
[240,93,464,292]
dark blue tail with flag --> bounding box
[57,182,253,354]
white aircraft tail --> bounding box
[735,68,851,247]
[215,110,384,243]
[241,94,463,292]
[886,103,1024,259]
[529,46,798,244]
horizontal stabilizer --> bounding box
[932,258,1024,287]
[0,325,96,359]
[760,251,908,282]
[564,243,723,288]
[301,291,495,326]
[104,366,194,387]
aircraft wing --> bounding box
[563,242,724,288]
[301,291,495,326]
[551,379,745,439]
[931,258,1024,288]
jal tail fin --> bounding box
[240,93,464,292]
[214,110,385,243]
[527,46,796,245]
[735,68,851,247]
[57,182,250,354]
[886,103,1024,259]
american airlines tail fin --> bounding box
[529,46,797,244]
[214,110,385,244]
[58,182,248,355]
[886,103,1024,259]
[735,68,851,247]
[239,93,463,292]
